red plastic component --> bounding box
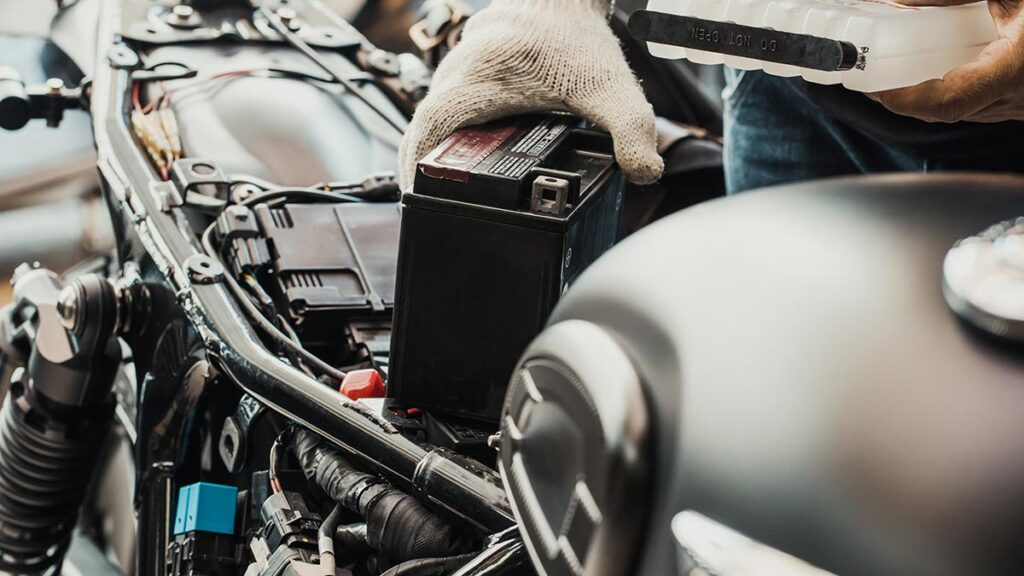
[339,369,386,400]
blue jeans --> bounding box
[722,69,1023,194]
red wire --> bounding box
[160,69,265,109]
[131,81,143,113]
[135,71,263,180]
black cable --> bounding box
[201,225,348,383]
[276,313,317,379]
[230,174,399,203]
[319,503,345,576]
[378,553,478,576]
[239,188,365,207]
[258,5,406,134]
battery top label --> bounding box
[419,125,518,183]
[419,117,573,183]
[483,119,569,179]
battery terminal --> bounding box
[531,175,570,216]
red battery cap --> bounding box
[339,369,385,400]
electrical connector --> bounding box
[159,107,183,160]
[131,109,173,171]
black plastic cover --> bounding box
[254,202,400,344]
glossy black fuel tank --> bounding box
[520,174,1024,575]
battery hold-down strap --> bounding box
[628,11,862,72]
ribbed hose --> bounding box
[293,430,474,568]
[0,385,112,575]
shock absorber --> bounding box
[0,265,126,575]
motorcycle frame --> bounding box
[81,0,516,572]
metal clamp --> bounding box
[410,0,471,67]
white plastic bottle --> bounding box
[630,0,997,92]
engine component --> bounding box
[422,412,496,468]
[219,394,272,474]
[261,491,322,555]
[167,482,240,576]
[246,202,400,347]
[292,430,474,569]
[246,489,349,576]
[174,482,239,536]
[943,217,1024,343]
[339,369,386,400]
[0,268,123,574]
[389,114,624,422]
[169,531,238,576]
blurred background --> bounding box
[0,0,113,302]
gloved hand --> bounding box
[870,0,1024,123]
[398,0,664,189]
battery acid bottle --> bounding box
[388,114,624,422]
[628,0,998,92]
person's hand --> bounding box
[398,0,664,189]
[869,0,1024,123]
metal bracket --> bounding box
[120,0,362,50]
[170,159,231,212]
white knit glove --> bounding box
[399,0,664,189]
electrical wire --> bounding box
[269,428,292,493]
[377,553,478,576]
[318,504,345,576]
[158,69,265,109]
[276,313,318,380]
[230,174,399,202]
[236,275,314,377]
[201,225,349,384]
[131,81,143,113]
[239,188,365,207]
[258,5,406,135]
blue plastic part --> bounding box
[173,482,238,536]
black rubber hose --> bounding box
[293,430,474,566]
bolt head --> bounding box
[11,262,39,285]
[57,285,80,332]
[276,7,296,21]
[172,4,194,19]
[46,78,64,94]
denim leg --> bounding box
[723,69,923,194]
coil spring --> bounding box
[0,381,111,575]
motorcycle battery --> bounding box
[388,114,624,422]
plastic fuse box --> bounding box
[628,0,997,92]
